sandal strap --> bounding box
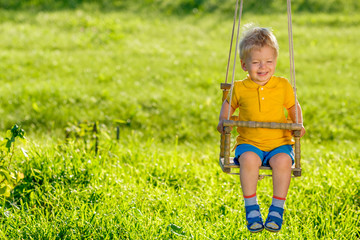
[245,205,263,225]
[265,205,284,229]
[268,205,284,216]
[245,204,260,214]
[266,214,283,226]
[247,215,263,225]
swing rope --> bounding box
[226,0,243,120]
[287,0,299,123]
[224,0,239,85]
[224,0,298,122]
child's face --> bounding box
[241,45,277,86]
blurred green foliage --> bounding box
[0,0,359,14]
[0,10,359,144]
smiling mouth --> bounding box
[257,72,268,76]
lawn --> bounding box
[0,6,359,239]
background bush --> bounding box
[1,0,359,14]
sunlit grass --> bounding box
[1,136,358,238]
[0,9,359,239]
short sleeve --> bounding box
[226,83,240,109]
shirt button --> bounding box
[262,97,264,100]
[261,88,263,90]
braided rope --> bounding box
[227,0,243,120]
[224,0,239,84]
[287,0,299,123]
[225,0,298,122]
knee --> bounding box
[238,152,261,169]
[269,153,292,170]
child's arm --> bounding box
[217,100,236,134]
[288,103,306,137]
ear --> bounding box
[241,59,247,71]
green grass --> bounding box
[0,8,359,239]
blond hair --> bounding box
[239,24,279,60]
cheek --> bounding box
[249,66,258,72]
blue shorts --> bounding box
[234,144,294,167]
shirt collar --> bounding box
[243,75,278,89]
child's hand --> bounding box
[217,120,224,134]
[292,125,306,137]
[300,126,306,137]
[217,120,233,134]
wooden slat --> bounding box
[220,83,232,90]
[221,83,231,102]
[219,157,301,176]
[223,120,302,130]
[293,130,302,176]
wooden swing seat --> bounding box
[219,157,299,175]
[218,0,302,178]
[219,83,302,177]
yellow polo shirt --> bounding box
[227,76,295,151]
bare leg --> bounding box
[239,152,262,196]
[265,153,292,232]
[269,153,292,198]
[239,151,263,232]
